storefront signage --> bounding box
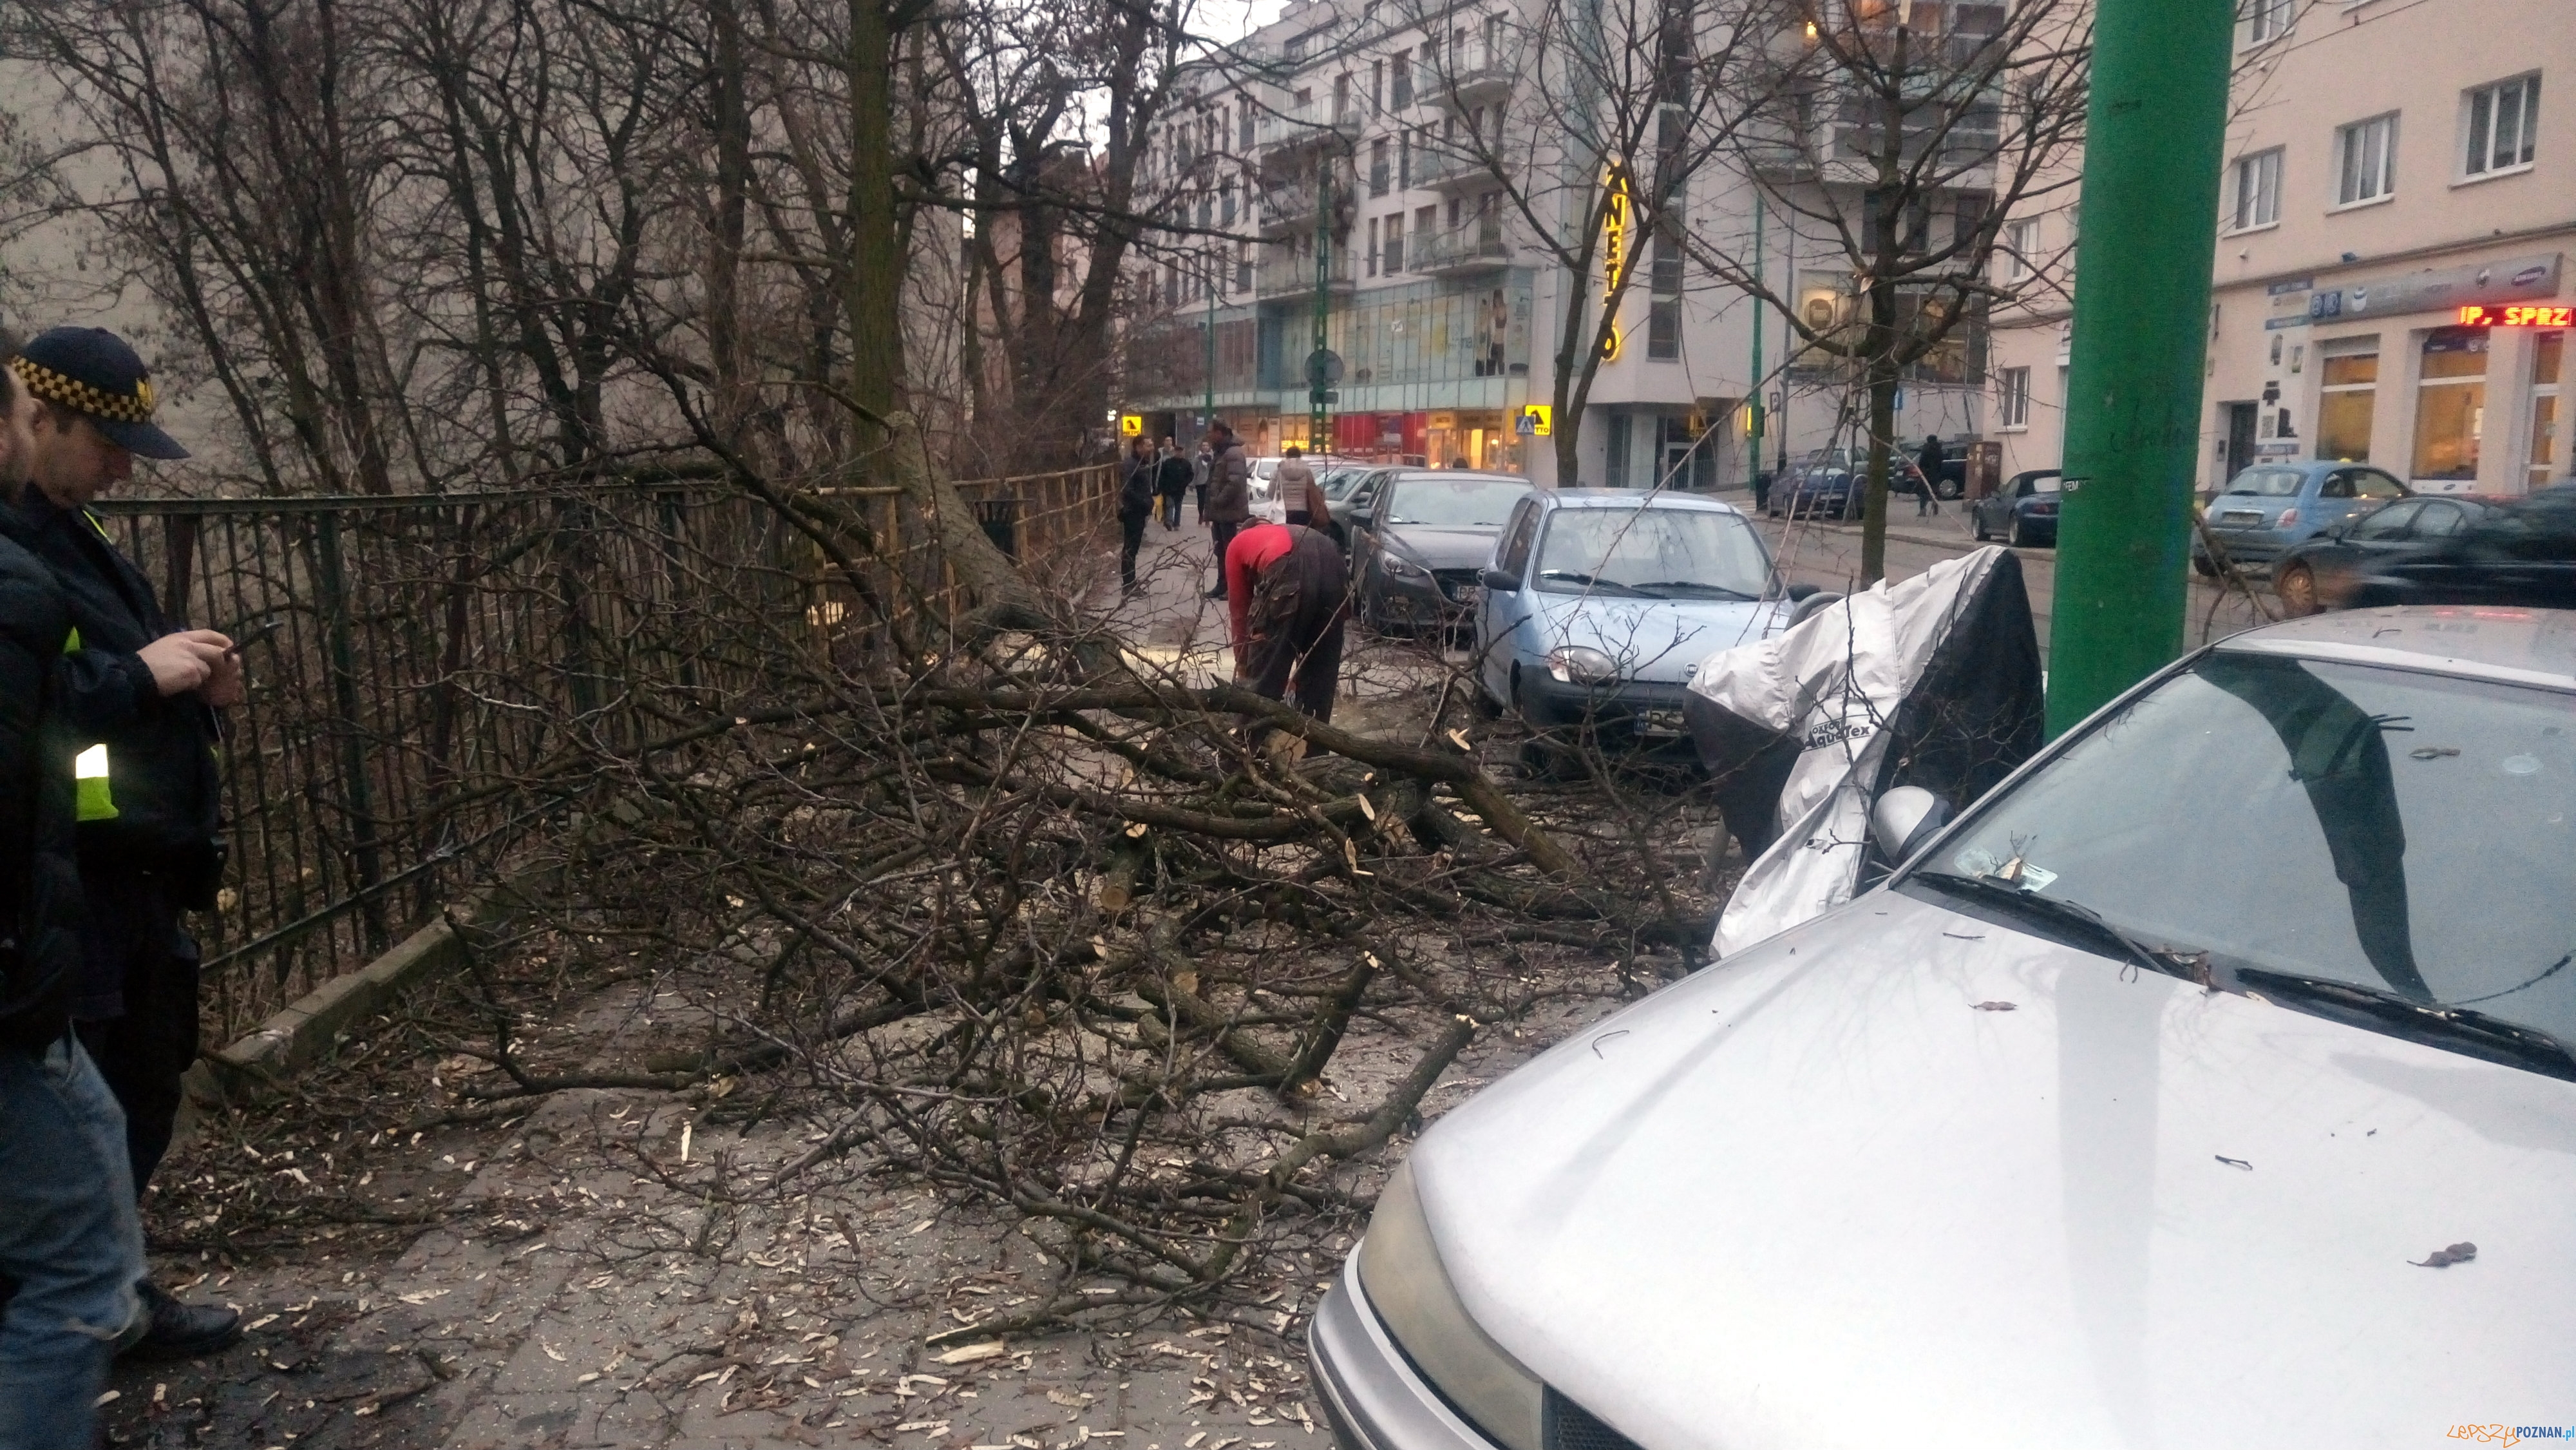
[1600,166,1634,301]
[1119,414,1143,436]
[1518,404,1551,436]
[2456,303,2575,328]
[2310,253,2562,321]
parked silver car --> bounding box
[1312,606,2576,1449]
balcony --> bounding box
[1256,104,1361,157]
[1414,225,1510,276]
[1258,178,1321,234]
[1430,53,1512,107]
[1256,248,1357,298]
[1414,146,1498,192]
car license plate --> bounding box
[1448,585,1481,609]
[2220,510,2263,526]
[1636,708,1687,736]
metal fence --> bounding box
[96,464,1117,1040]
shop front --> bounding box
[2239,253,2569,495]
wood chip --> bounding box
[934,1341,1009,1365]
[2411,1241,2477,1268]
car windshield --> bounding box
[2224,467,2308,497]
[1914,653,2576,1060]
[1321,469,1372,500]
[1533,507,1771,598]
[1384,477,1530,528]
[1803,450,1853,473]
[1253,459,1280,481]
[2029,475,2063,494]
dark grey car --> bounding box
[1349,472,1533,633]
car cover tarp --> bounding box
[1685,546,2045,957]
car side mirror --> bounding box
[1479,567,1519,592]
[1870,785,1951,863]
[1786,582,1820,602]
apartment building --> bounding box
[1987,0,2571,497]
[1122,0,2001,485]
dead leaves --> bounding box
[2411,1241,2477,1268]
[1969,1000,2016,1012]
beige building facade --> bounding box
[1988,0,2572,497]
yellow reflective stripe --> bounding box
[62,625,79,653]
[73,743,117,821]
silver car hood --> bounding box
[1410,886,2576,1447]
[1529,593,1790,685]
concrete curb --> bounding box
[182,887,511,1114]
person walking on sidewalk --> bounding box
[1154,437,1191,531]
[0,336,148,1450]
[1915,434,1946,517]
[1191,438,1213,517]
[1203,421,1251,600]
[1224,520,1350,725]
[1117,437,1156,595]
[6,327,242,1359]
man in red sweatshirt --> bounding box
[1223,519,1349,723]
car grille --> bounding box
[1432,568,1482,604]
[1544,1388,1645,1450]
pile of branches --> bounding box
[410,438,1735,1338]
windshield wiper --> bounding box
[1627,580,1756,600]
[2235,969,2576,1083]
[1537,570,1660,598]
[1913,870,2210,985]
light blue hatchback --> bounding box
[1471,490,1819,741]
[2193,460,2409,572]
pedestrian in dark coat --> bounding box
[1916,434,1946,517]
[1202,423,1252,600]
[1154,438,1192,531]
[1117,437,1156,595]
[0,339,148,1447]
[6,326,242,1358]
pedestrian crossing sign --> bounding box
[1119,414,1143,437]
[1519,405,1551,437]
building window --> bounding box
[2412,327,2489,482]
[1998,366,2031,429]
[1370,138,1390,196]
[1647,301,1681,359]
[1371,59,1385,113]
[1998,216,2040,283]
[1390,50,1412,108]
[1334,73,1354,124]
[1398,129,1412,187]
[2463,73,2541,178]
[1605,413,1631,488]
[1647,216,1683,360]
[2316,343,2379,462]
[2230,148,2282,231]
[1367,217,1380,275]
[2243,0,2290,44]
[1238,101,1255,151]
[1237,240,1253,294]
[2335,113,2399,207]
[1383,215,1405,272]
[2530,330,2564,491]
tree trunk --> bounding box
[845,0,903,437]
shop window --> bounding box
[2335,113,2398,207]
[2410,326,2488,483]
[1647,301,1681,359]
[2463,73,2540,179]
[2317,345,2378,461]
[2530,330,2564,491]
[1605,414,1631,488]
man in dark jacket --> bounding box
[1153,437,1191,531]
[1116,437,1156,595]
[0,345,147,1447]
[1202,421,1251,600]
[1915,434,1946,517]
[7,327,240,1357]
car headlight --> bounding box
[1546,645,1619,686]
[1358,1162,1544,1450]
[1382,550,1430,580]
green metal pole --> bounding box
[1204,259,1217,437]
[1748,191,1765,491]
[1311,167,1332,450]
[2043,0,2235,736]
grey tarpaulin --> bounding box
[1685,546,2045,956]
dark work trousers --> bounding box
[1208,519,1243,597]
[73,871,202,1203]
[1245,529,1350,723]
[1119,513,1148,591]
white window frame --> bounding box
[2242,0,2291,46]
[2230,147,2282,232]
[1998,216,2040,282]
[2460,73,2541,182]
[2334,112,2399,208]
[1998,365,2031,430]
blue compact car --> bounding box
[2193,460,2409,573]
[1472,491,1820,748]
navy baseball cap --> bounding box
[8,327,189,460]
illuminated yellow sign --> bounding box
[1597,326,1623,363]
[1600,166,1635,302]
[1118,414,1143,437]
[1520,404,1553,436]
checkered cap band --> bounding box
[8,356,157,425]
